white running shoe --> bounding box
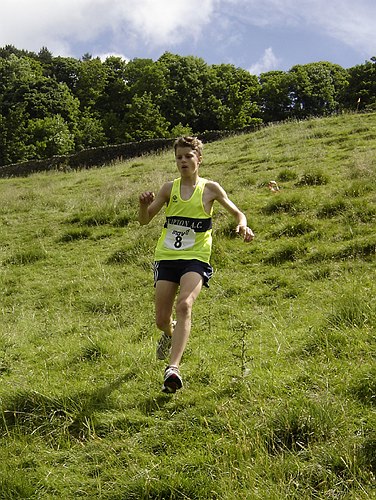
[162,365,183,393]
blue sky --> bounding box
[1,0,375,73]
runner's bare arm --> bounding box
[138,182,172,225]
[206,181,254,242]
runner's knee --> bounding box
[156,312,171,331]
[175,296,193,318]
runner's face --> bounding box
[175,147,201,176]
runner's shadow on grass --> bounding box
[137,393,175,415]
[1,371,137,439]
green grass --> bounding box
[0,113,375,498]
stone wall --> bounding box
[0,127,259,178]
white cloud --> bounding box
[0,0,116,55]
[112,0,217,46]
[0,0,217,56]
[248,47,280,75]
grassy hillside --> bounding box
[0,113,375,499]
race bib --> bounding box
[164,224,196,250]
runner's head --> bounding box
[174,137,203,158]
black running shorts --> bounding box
[154,259,213,287]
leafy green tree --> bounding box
[170,123,193,137]
[259,70,293,122]
[74,109,107,150]
[123,92,170,142]
[288,62,349,117]
[344,57,376,111]
[0,53,81,164]
[0,53,80,124]
[0,113,8,165]
[99,56,129,111]
[124,58,166,102]
[101,111,126,144]
[96,56,130,143]
[157,53,211,131]
[9,79,80,122]
[50,56,81,93]
[157,54,261,132]
[37,47,54,76]
[26,115,75,159]
[0,104,32,164]
[207,64,261,130]
[75,57,109,110]
[0,53,43,93]
[0,55,36,164]
[0,44,37,61]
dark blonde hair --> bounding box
[174,136,203,157]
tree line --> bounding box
[0,45,375,167]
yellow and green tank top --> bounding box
[154,177,213,263]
